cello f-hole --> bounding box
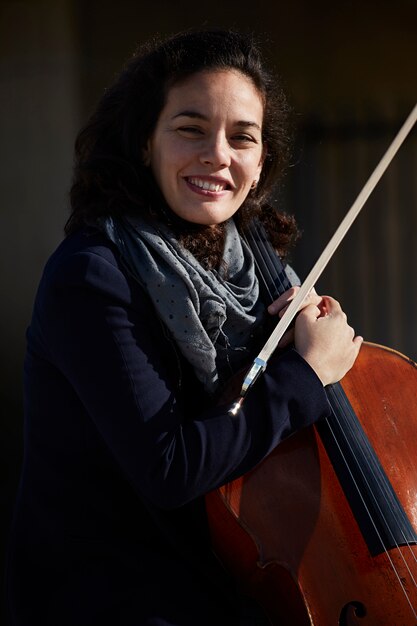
[339,601,367,625]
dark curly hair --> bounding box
[67,29,299,267]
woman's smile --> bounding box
[144,69,265,226]
[185,175,232,194]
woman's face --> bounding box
[144,69,266,226]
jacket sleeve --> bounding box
[40,246,331,510]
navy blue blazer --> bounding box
[6,227,331,625]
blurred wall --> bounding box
[1,0,416,620]
[1,2,79,619]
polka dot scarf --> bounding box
[100,214,264,394]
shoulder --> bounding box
[45,227,120,277]
[41,227,137,303]
[43,228,128,287]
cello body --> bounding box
[206,342,417,625]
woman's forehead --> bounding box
[162,69,264,123]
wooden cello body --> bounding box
[205,221,417,625]
[206,343,417,625]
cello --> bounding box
[206,106,417,625]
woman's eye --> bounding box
[177,126,203,136]
[232,134,256,143]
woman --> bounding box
[7,29,362,625]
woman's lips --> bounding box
[185,176,231,194]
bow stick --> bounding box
[230,103,417,415]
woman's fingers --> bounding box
[267,291,364,385]
[268,286,321,317]
[294,298,363,386]
[267,287,298,315]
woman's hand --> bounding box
[294,295,363,385]
[267,287,322,349]
[267,288,363,386]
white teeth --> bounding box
[189,177,226,192]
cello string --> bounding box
[329,384,417,571]
[328,383,417,566]
[324,410,417,619]
[322,411,417,618]
[253,222,290,295]
[328,388,417,577]
[242,229,275,303]
[248,220,290,301]
[246,219,417,614]
[326,386,417,596]
[251,220,290,297]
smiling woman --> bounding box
[144,70,265,226]
[6,29,362,626]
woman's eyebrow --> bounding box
[235,120,262,131]
[172,111,261,131]
[172,110,207,120]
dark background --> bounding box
[1,0,416,622]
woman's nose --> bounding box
[199,133,231,168]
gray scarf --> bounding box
[100,215,265,394]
